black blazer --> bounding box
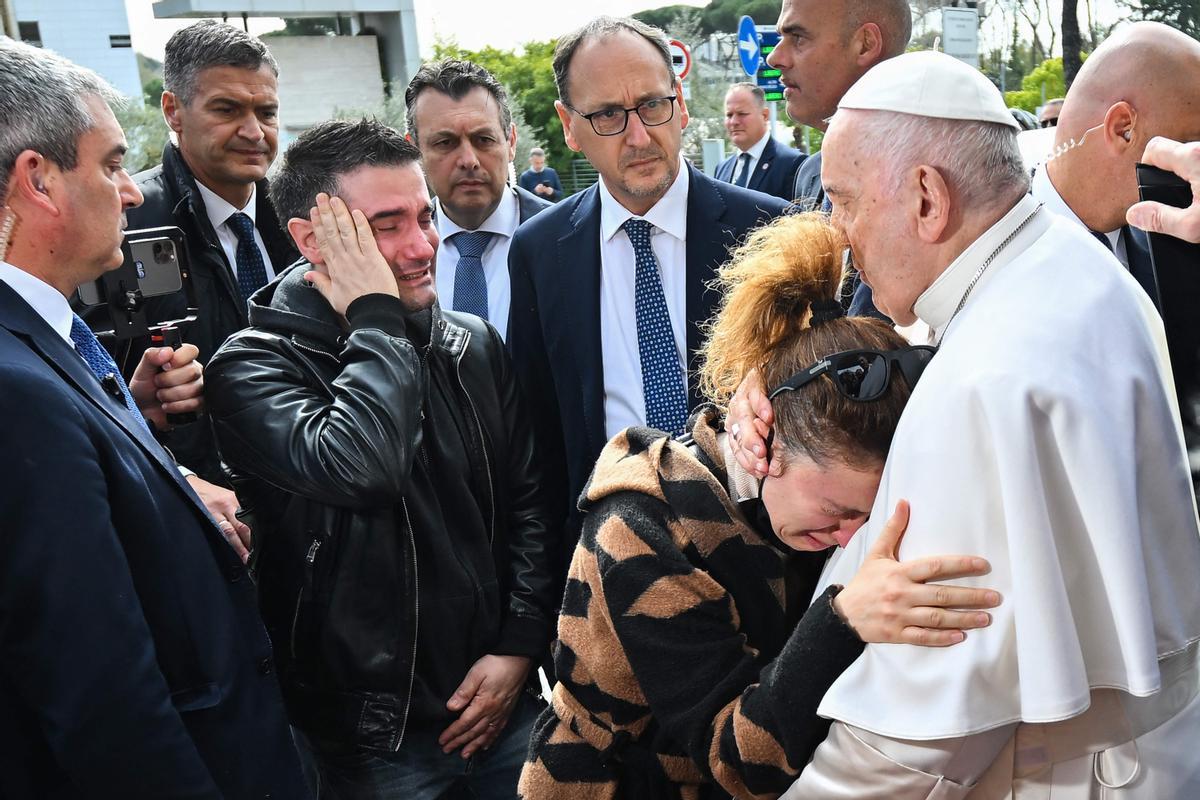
[507,165,788,565]
[0,280,308,799]
[716,137,807,202]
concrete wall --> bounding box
[267,34,386,146]
[15,0,142,99]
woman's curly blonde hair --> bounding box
[698,212,913,470]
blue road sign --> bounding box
[756,28,783,101]
[737,15,760,77]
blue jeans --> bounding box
[300,693,541,800]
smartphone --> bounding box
[76,227,187,307]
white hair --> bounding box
[838,109,1029,212]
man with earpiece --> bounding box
[1032,21,1200,310]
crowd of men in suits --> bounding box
[2,0,1200,796]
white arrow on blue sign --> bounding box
[737,15,760,77]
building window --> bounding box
[109,34,132,48]
[18,21,42,48]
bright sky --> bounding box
[123,0,709,61]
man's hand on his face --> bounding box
[305,193,399,317]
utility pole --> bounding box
[0,0,19,40]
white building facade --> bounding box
[14,0,143,99]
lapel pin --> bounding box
[101,373,123,397]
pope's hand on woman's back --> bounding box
[833,500,1002,647]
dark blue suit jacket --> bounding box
[716,137,806,202]
[507,165,788,564]
[0,280,308,799]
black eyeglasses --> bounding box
[1040,118,1058,129]
[768,346,937,402]
[565,95,678,136]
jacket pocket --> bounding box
[171,682,222,712]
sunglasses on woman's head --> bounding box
[767,346,937,403]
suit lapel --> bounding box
[748,138,776,193]
[1123,226,1162,309]
[552,187,607,456]
[684,167,735,407]
[0,281,207,504]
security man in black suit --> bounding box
[715,83,805,202]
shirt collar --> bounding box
[436,186,520,241]
[1033,166,1122,249]
[740,130,772,159]
[0,259,74,344]
[913,193,1045,338]
[195,180,256,232]
[599,156,690,243]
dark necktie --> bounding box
[70,314,150,433]
[227,211,269,305]
[733,152,752,188]
[623,218,688,433]
[1090,229,1114,252]
[451,230,493,321]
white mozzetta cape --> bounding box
[816,195,1200,740]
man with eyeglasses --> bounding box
[507,15,788,575]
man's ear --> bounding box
[161,90,184,134]
[507,123,518,164]
[854,22,885,67]
[555,100,581,153]
[675,79,690,130]
[8,150,60,217]
[287,217,322,265]
[913,164,952,244]
[1102,101,1137,153]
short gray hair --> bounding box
[553,16,673,108]
[529,147,545,157]
[0,37,123,195]
[163,20,278,107]
[846,110,1029,213]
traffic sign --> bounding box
[737,15,760,77]
[755,28,784,101]
[668,39,692,81]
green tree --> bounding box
[114,101,169,174]
[1004,57,1065,112]
[701,0,782,35]
[633,5,695,30]
[1122,0,1200,39]
[430,39,570,178]
[143,76,164,107]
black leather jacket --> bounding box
[205,264,557,751]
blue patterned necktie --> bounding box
[451,230,493,321]
[70,314,150,433]
[733,152,752,188]
[623,218,688,433]
[227,211,269,305]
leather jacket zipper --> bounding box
[454,337,496,544]
[290,537,322,661]
[394,498,420,751]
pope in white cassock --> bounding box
[779,52,1200,798]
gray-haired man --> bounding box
[85,20,297,552]
[0,38,309,798]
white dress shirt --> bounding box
[194,181,277,282]
[730,130,771,185]
[598,158,690,438]
[434,188,519,341]
[0,260,73,345]
[1032,166,1129,266]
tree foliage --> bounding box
[1003,57,1065,112]
[1123,0,1200,39]
[635,0,781,35]
[430,39,570,177]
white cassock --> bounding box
[783,194,1200,799]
